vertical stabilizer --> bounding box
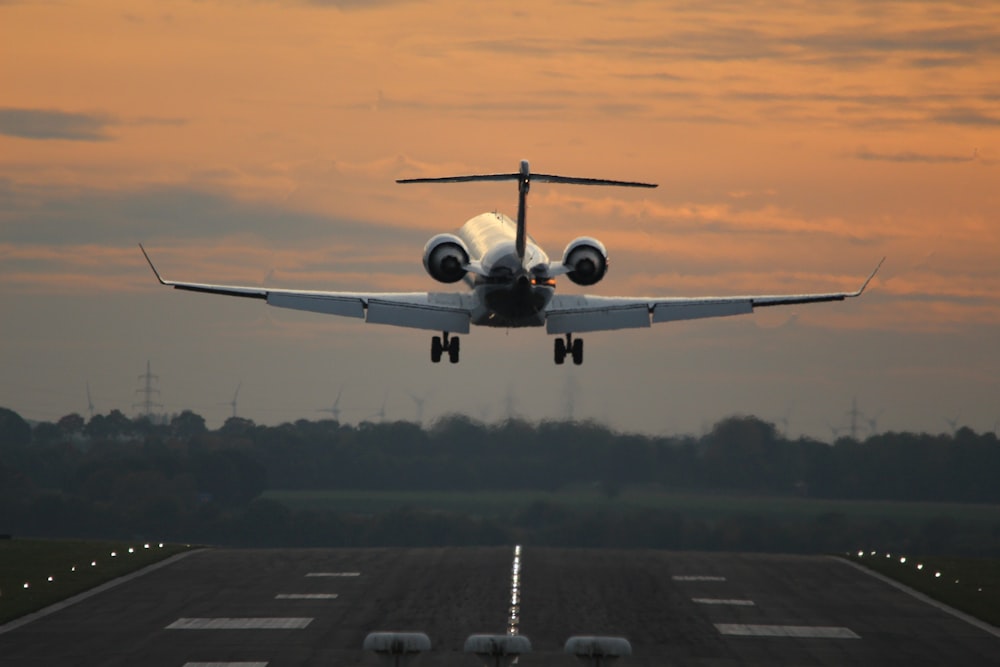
[397,162,657,266]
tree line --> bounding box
[2,406,999,554]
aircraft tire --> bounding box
[431,336,443,363]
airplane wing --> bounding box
[544,259,884,334]
[139,245,473,333]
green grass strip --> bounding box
[0,538,192,625]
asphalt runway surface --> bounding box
[1,547,998,666]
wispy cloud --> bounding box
[0,108,118,141]
[855,148,982,164]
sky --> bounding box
[2,0,999,439]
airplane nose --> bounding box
[514,270,531,292]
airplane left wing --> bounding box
[545,259,884,334]
[139,245,473,333]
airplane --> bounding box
[140,160,882,365]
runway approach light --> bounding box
[565,636,632,666]
[363,631,431,667]
[464,634,532,667]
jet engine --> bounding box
[561,237,608,286]
[423,233,470,283]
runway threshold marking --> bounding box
[167,618,313,630]
[275,593,339,599]
[715,624,859,639]
[673,575,727,582]
[305,572,360,577]
[693,598,755,606]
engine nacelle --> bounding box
[561,237,608,286]
[423,233,470,283]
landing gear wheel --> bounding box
[554,337,567,365]
[571,338,583,365]
[431,336,443,363]
[448,336,460,364]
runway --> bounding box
[1,547,997,666]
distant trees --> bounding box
[2,406,1000,552]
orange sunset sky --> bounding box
[2,0,998,437]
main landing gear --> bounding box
[554,333,583,366]
[431,332,460,364]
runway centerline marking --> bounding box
[167,618,313,630]
[693,598,755,606]
[306,572,360,577]
[673,575,727,582]
[275,593,338,599]
[715,624,860,639]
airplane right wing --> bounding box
[139,245,474,333]
[545,259,884,334]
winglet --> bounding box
[850,257,885,297]
[139,243,168,285]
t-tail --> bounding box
[397,160,658,263]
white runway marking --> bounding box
[673,575,727,581]
[167,618,313,630]
[275,593,338,599]
[183,663,268,667]
[305,572,360,577]
[693,597,755,606]
[715,624,860,639]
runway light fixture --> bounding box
[47,576,54,582]
[935,572,941,578]
[917,564,923,570]
[128,547,134,554]
[900,557,907,563]
[111,551,117,557]
[23,582,29,589]
[90,561,97,567]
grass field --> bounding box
[261,487,1000,525]
[848,552,1000,628]
[0,538,191,625]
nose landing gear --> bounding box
[431,332,460,363]
[554,333,583,365]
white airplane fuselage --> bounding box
[457,212,556,328]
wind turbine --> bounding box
[368,390,388,423]
[226,382,242,419]
[408,391,432,424]
[563,373,579,422]
[319,388,344,422]
[865,409,884,437]
[944,414,961,436]
[85,381,96,419]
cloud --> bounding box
[0,108,117,141]
[0,179,429,249]
[931,109,1000,127]
[855,148,982,164]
